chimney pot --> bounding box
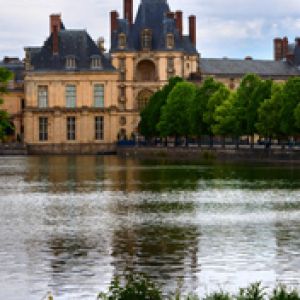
[50,14,61,34]
[274,38,283,61]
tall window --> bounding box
[38,86,48,108]
[118,33,127,49]
[94,84,104,108]
[67,117,76,141]
[167,57,175,79]
[166,34,174,49]
[141,29,152,50]
[66,85,76,108]
[95,116,104,140]
[119,58,126,81]
[39,117,48,141]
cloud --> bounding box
[0,0,299,59]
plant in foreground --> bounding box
[270,285,300,300]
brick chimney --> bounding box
[274,38,283,61]
[50,14,61,55]
[175,11,183,38]
[189,15,196,47]
[282,37,289,58]
[111,11,119,35]
[124,0,133,25]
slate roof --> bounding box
[28,29,115,72]
[111,0,197,54]
[0,58,25,82]
[200,58,300,77]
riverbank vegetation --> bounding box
[139,75,300,147]
[0,67,13,141]
[97,274,299,300]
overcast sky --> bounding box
[0,0,300,60]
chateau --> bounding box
[1,0,300,153]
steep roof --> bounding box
[200,58,300,77]
[29,28,115,72]
[111,0,197,54]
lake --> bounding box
[0,156,299,299]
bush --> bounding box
[236,282,266,300]
[97,274,162,300]
[270,285,300,300]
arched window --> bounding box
[166,34,174,49]
[136,60,156,82]
[141,29,152,50]
[118,33,127,49]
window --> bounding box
[95,116,104,140]
[118,33,127,49]
[66,56,76,69]
[91,56,102,70]
[66,85,76,108]
[167,57,174,79]
[141,29,152,50]
[67,117,76,141]
[119,58,126,81]
[39,117,48,141]
[38,86,48,108]
[119,116,127,126]
[166,34,174,49]
[94,84,104,108]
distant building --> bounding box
[1,0,300,152]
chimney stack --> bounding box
[111,10,119,38]
[50,14,61,34]
[124,0,133,25]
[295,37,300,47]
[189,15,196,47]
[175,11,183,38]
[50,14,61,55]
[282,37,289,58]
[274,38,283,61]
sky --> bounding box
[0,0,300,60]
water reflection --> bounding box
[0,156,299,299]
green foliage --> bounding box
[0,67,13,141]
[97,274,162,300]
[236,282,266,300]
[270,285,300,300]
[203,291,232,300]
[158,81,196,137]
[139,77,183,138]
[189,77,223,136]
[235,74,272,137]
[256,83,283,138]
[280,77,300,135]
[213,92,241,137]
[203,85,230,135]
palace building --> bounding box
[1,0,300,153]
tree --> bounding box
[280,77,300,136]
[158,81,196,141]
[203,85,230,138]
[189,77,223,139]
[139,77,183,139]
[256,83,283,139]
[235,74,272,146]
[0,67,13,141]
[213,92,243,148]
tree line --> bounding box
[0,67,13,141]
[139,75,300,147]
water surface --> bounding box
[0,156,299,299]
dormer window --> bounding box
[141,29,152,50]
[166,34,174,49]
[66,56,76,70]
[118,33,127,49]
[91,55,102,70]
